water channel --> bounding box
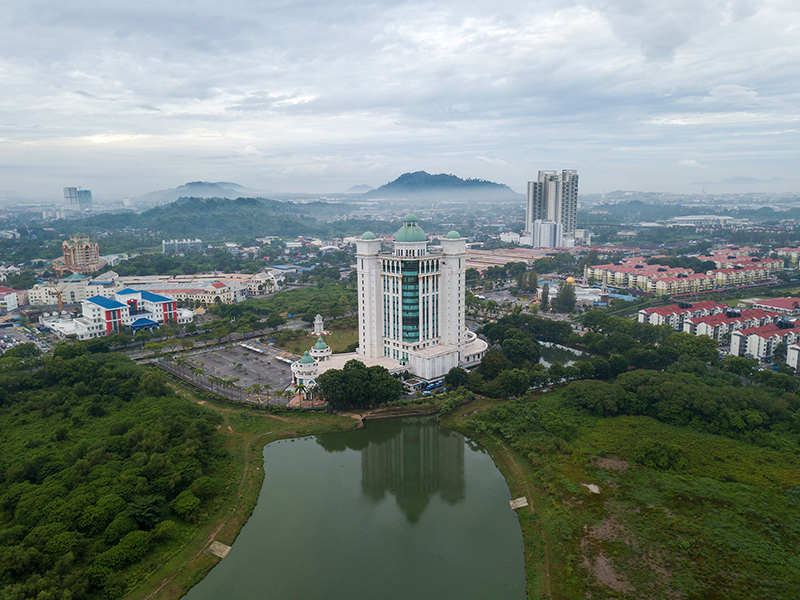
[539,341,590,368]
[183,416,526,600]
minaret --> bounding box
[600,271,609,305]
[355,231,382,358]
[439,230,467,360]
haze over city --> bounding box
[2,0,799,199]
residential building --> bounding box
[63,187,92,207]
[0,287,19,315]
[730,323,800,360]
[55,234,101,276]
[749,297,800,316]
[355,214,487,380]
[787,344,800,371]
[525,170,578,237]
[683,309,781,342]
[531,219,563,249]
[638,301,727,331]
[162,238,203,254]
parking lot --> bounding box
[0,325,51,354]
[176,341,298,405]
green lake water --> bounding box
[183,416,526,600]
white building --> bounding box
[525,170,578,236]
[532,219,564,249]
[41,291,193,340]
[355,214,487,380]
[787,344,800,371]
[0,286,19,314]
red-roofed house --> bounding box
[638,301,727,330]
[750,297,800,316]
[684,309,781,341]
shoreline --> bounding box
[128,393,537,600]
[127,392,361,600]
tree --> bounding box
[479,350,510,380]
[316,359,401,409]
[554,281,577,313]
[501,368,530,397]
[539,284,549,311]
[444,367,469,389]
[501,329,541,364]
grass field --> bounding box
[278,325,359,355]
[442,392,800,600]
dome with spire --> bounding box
[314,337,328,350]
[299,351,315,364]
[394,214,427,243]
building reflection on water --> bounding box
[318,416,465,523]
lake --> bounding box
[183,416,527,600]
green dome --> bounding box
[445,230,461,239]
[362,231,376,240]
[394,214,427,243]
[314,337,328,350]
[299,351,315,364]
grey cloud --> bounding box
[0,0,798,196]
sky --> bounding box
[1,0,799,200]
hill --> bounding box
[137,182,257,203]
[364,171,521,201]
[50,197,393,241]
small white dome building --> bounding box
[291,351,319,391]
[309,337,332,362]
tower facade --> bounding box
[356,215,486,380]
[525,170,578,236]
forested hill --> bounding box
[0,341,231,599]
[364,171,521,200]
[50,197,393,240]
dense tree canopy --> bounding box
[315,360,402,409]
[0,342,230,599]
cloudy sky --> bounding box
[2,0,799,199]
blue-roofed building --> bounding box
[82,295,131,335]
[41,287,194,341]
[114,289,184,324]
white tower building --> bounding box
[525,170,578,236]
[355,214,487,380]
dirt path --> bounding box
[497,439,551,598]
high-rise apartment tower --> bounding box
[525,170,578,236]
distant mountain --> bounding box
[212,182,258,193]
[364,171,521,200]
[137,181,251,203]
[692,177,792,185]
[347,184,375,193]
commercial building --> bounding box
[355,214,487,380]
[525,170,578,237]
